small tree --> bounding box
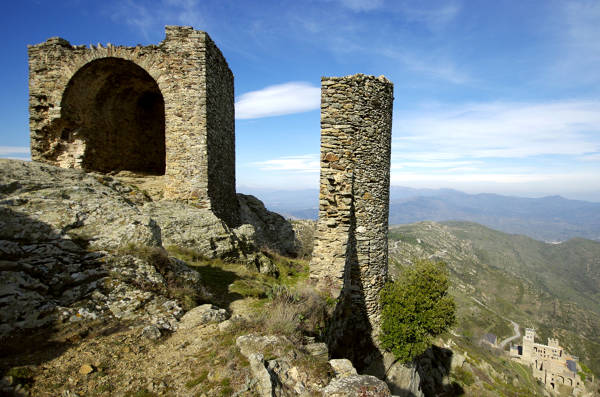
[379,259,456,363]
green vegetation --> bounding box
[388,221,600,376]
[379,259,456,363]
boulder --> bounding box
[322,375,391,396]
[329,359,357,378]
[178,304,229,329]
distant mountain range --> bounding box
[240,186,600,242]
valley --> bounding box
[388,221,600,394]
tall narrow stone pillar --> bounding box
[310,73,393,333]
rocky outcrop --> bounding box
[238,193,297,257]
[235,333,392,396]
[0,159,297,336]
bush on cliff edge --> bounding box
[379,259,456,363]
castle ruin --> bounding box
[511,328,584,395]
[310,74,393,368]
[28,28,396,369]
[28,26,238,225]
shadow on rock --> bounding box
[415,345,465,397]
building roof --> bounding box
[566,360,577,372]
[484,333,497,344]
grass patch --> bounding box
[452,366,475,386]
[117,244,210,310]
[185,370,208,389]
[124,389,156,397]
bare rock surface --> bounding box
[178,304,229,329]
[0,159,296,337]
[322,375,392,396]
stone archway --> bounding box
[59,57,165,174]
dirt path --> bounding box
[499,321,521,349]
[471,297,521,349]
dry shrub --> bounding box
[260,284,331,340]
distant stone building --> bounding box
[28,26,238,225]
[511,328,584,395]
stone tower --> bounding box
[523,328,536,361]
[310,74,393,367]
[27,26,238,225]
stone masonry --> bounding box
[310,74,394,334]
[28,26,238,225]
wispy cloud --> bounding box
[235,82,320,119]
[252,154,319,172]
[337,0,384,12]
[547,0,600,85]
[0,146,30,160]
[397,2,461,31]
[394,101,600,160]
[381,47,470,84]
[108,0,205,40]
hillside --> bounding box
[0,160,399,397]
[389,193,600,242]
[389,221,600,383]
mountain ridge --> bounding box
[241,186,600,242]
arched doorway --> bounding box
[59,57,165,174]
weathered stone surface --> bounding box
[178,304,229,329]
[238,193,298,257]
[236,334,332,396]
[321,374,391,396]
[310,74,393,371]
[384,360,423,397]
[141,325,162,340]
[311,73,393,322]
[0,159,299,336]
[236,334,290,359]
[28,26,238,226]
[329,359,358,378]
[247,353,277,397]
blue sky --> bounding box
[2,0,600,201]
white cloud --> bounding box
[252,154,320,172]
[579,153,600,161]
[381,48,470,84]
[547,0,600,85]
[394,101,600,159]
[398,2,461,31]
[109,0,205,39]
[0,146,29,155]
[338,0,384,12]
[235,82,320,119]
[0,146,30,161]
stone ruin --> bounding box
[28,26,394,371]
[310,74,393,368]
[27,26,238,226]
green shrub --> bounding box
[379,259,456,363]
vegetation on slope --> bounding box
[389,221,600,380]
[380,259,455,363]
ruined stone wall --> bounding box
[28,26,238,225]
[205,35,238,226]
[310,74,393,333]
